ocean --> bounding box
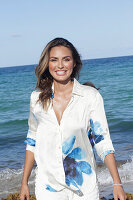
[0,55,133,198]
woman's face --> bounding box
[48,46,75,83]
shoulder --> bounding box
[80,84,98,96]
[77,80,100,97]
[75,79,103,104]
[30,89,41,104]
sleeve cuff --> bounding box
[24,137,36,146]
[101,150,115,162]
[26,144,35,153]
[24,138,36,153]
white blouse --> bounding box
[24,78,115,195]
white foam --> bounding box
[0,156,133,197]
[0,167,36,198]
[97,155,133,185]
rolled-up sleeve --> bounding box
[24,91,38,153]
[89,91,115,162]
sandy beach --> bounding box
[1,191,133,200]
[1,182,133,200]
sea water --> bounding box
[0,56,133,198]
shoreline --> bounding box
[1,192,133,200]
[1,183,133,200]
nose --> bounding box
[58,60,64,69]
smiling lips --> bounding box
[55,70,66,76]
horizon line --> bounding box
[0,54,133,69]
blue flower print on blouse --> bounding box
[24,130,36,146]
[50,92,54,99]
[24,137,36,146]
[62,135,92,192]
[88,119,104,146]
[88,128,95,148]
[45,184,57,192]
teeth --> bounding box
[56,71,66,75]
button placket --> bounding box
[56,127,63,164]
[56,127,65,181]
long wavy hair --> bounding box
[35,37,82,111]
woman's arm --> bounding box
[20,91,38,199]
[88,91,127,199]
[104,153,127,200]
[20,150,35,200]
[21,150,35,184]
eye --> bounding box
[64,58,70,62]
[50,59,56,62]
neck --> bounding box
[53,78,74,95]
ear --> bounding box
[74,63,76,67]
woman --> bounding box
[20,38,127,200]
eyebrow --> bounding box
[49,56,72,59]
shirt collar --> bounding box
[51,78,84,98]
[72,78,84,96]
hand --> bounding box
[20,183,30,200]
[113,185,127,200]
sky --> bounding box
[0,0,133,67]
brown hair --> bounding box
[83,82,100,90]
[35,37,82,111]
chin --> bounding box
[53,76,72,83]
